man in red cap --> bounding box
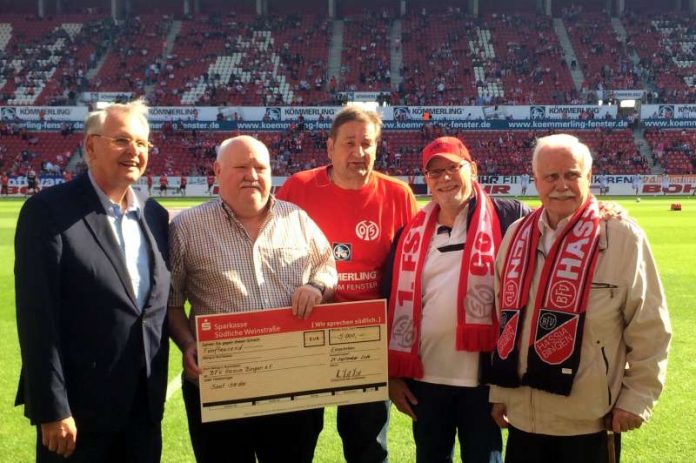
[385,136,530,462]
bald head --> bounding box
[217,135,270,164]
[214,135,272,219]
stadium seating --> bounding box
[484,13,576,104]
[400,10,479,105]
[340,12,392,92]
[90,15,172,94]
[399,11,576,106]
[623,12,696,103]
[643,129,696,174]
[150,13,331,106]
[139,126,650,178]
[1,4,696,177]
[0,129,81,174]
[565,12,640,91]
[0,15,108,105]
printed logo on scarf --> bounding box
[534,310,579,365]
[550,281,577,309]
[503,280,519,307]
[496,310,519,360]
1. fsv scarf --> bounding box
[387,183,501,378]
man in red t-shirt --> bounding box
[277,107,417,463]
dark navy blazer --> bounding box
[15,173,170,432]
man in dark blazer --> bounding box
[15,100,170,462]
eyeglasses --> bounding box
[424,161,468,179]
[92,134,153,150]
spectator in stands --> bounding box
[277,107,418,463]
[167,135,336,463]
[384,137,530,462]
[489,134,671,463]
[15,100,170,462]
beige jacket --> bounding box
[489,215,671,436]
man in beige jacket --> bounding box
[488,134,671,463]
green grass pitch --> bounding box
[2,196,694,462]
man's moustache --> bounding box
[549,192,576,199]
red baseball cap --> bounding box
[422,136,472,170]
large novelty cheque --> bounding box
[196,300,388,422]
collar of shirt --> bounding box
[433,203,469,250]
[219,195,276,227]
[88,170,142,219]
[538,210,570,255]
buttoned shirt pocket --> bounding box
[263,246,312,296]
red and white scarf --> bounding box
[387,183,501,378]
[491,196,601,395]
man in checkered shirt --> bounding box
[167,135,337,463]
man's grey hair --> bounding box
[83,99,149,167]
[532,134,593,175]
[84,98,149,138]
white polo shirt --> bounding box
[419,205,480,387]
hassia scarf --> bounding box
[492,196,601,395]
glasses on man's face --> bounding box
[424,161,468,179]
[93,134,153,151]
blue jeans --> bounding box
[408,380,502,463]
[337,400,390,463]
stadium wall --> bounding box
[5,175,696,197]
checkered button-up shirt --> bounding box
[169,197,337,329]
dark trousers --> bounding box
[506,425,621,463]
[336,400,390,463]
[182,377,323,463]
[408,380,502,463]
[36,376,161,463]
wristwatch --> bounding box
[307,281,326,295]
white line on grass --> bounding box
[166,372,182,401]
